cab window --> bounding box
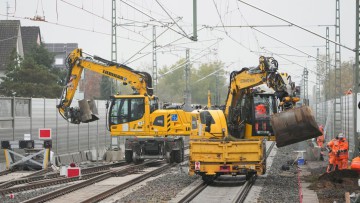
[110,98,144,124]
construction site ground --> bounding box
[301,158,360,203]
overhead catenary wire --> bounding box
[60,0,152,41]
[159,39,223,78]
[251,27,335,68]
[0,35,18,42]
[126,26,207,65]
[238,0,355,52]
[120,0,193,40]
[212,0,228,35]
[194,62,235,84]
[155,0,189,38]
[123,22,177,64]
[262,47,324,80]
[0,13,148,45]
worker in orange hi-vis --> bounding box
[335,133,349,170]
[317,125,325,147]
[326,136,339,173]
[316,125,325,161]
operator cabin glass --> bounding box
[253,94,276,136]
[109,98,145,125]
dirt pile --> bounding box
[309,169,360,203]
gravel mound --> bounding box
[118,166,198,203]
[257,144,300,203]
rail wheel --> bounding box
[174,150,182,163]
[166,151,174,163]
[133,151,142,165]
[125,150,133,163]
[202,175,215,183]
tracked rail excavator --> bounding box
[57,48,196,164]
[189,56,321,182]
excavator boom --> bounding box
[224,56,321,147]
[57,48,153,124]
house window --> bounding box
[55,58,63,65]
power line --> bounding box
[126,26,207,65]
[60,0,152,41]
[123,23,176,64]
[155,0,189,38]
[238,0,355,52]
[0,13,148,44]
[159,39,222,78]
[120,0,193,40]
[252,27,335,68]
[212,0,227,35]
[0,35,18,42]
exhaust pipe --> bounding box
[78,99,99,123]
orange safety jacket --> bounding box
[326,138,338,164]
[335,138,348,159]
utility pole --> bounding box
[303,68,309,105]
[325,27,330,126]
[353,0,360,157]
[334,0,342,136]
[152,26,158,95]
[215,71,220,106]
[184,49,191,110]
[111,0,117,95]
[191,0,198,41]
[316,48,321,123]
[6,2,9,20]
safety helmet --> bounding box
[338,133,344,139]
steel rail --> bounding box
[0,161,127,189]
[178,182,208,203]
[234,175,257,203]
[22,160,163,203]
[80,162,175,203]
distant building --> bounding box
[0,20,24,78]
[44,43,86,100]
[44,43,78,68]
[21,26,41,56]
[0,21,42,80]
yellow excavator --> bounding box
[189,56,321,182]
[57,48,196,164]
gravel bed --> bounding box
[118,164,199,203]
[257,143,301,203]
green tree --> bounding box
[319,55,354,100]
[0,45,63,98]
[191,61,227,105]
[157,59,227,105]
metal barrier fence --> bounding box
[311,94,355,157]
[0,97,111,162]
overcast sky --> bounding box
[0,0,357,92]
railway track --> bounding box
[81,162,175,203]
[0,161,127,191]
[23,160,165,203]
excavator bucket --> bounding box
[78,99,99,123]
[271,106,322,147]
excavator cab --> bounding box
[253,94,277,136]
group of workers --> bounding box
[316,125,349,172]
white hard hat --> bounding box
[338,133,344,138]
